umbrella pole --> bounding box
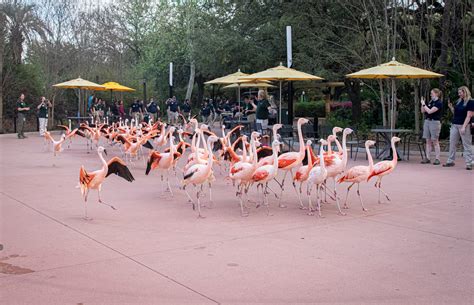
[238,84,241,122]
[279,80,282,124]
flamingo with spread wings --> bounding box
[78,146,134,219]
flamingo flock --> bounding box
[44,116,400,219]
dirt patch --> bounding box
[0,261,34,275]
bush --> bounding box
[294,100,325,118]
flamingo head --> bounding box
[272,140,282,152]
[273,123,283,131]
[319,139,328,146]
[306,140,312,147]
[251,131,260,140]
[332,127,343,135]
[343,128,353,135]
[392,136,401,143]
[366,140,376,147]
[327,135,336,143]
[208,135,219,143]
[98,146,107,155]
[298,118,309,125]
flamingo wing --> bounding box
[257,146,273,160]
[368,161,393,180]
[44,132,54,142]
[142,140,154,150]
[145,151,162,175]
[57,125,70,133]
[79,166,95,186]
[106,157,135,182]
[65,128,78,140]
[252,170,269,182]
[278,157,297,169]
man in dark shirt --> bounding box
[147,98,159,122]
[200,101,212,124]
[181,99,191,119]
[168,96,180,125]
[420,89,443,165]
[16,93,30,139]
[37,96,52,136]
[255,90,271,131]
[129,100,142,122]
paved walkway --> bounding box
[0,132,472,304]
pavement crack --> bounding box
[0,191,221,305]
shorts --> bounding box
[256,119,268,130]
[422,120,441,140]
[169,111,179,120]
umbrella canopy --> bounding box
[223,82,276,89]
[205,69,250,85]
[239,63,324,81]
[96,81,135,92]
[346,58,444,79]
[239,63,323,123]
[53,77,105,90]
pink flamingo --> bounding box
[276,118,309,208]
[367,136,401,204]
[338,140,376,211]
[307,139,329,217]
[251,139,281,215]
[323,127,353,215]
[78,146,134,219]
[292,140,314,208]
[229,132,260,216]
[182,135,219,218]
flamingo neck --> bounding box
[250,137,258,167]
[241,138,248,161]
[319,143,325,169]
[391,140,398,166]
[297,121,305,156]
[205,140,214,173]
[327,137,333,154]
[334,138,342,153]
[98,151,107,168]
[366,143,374,172]
[307,145,314,171]
[341,132,349,167]
[272,144,279,171]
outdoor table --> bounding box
[371,128,413,160]
[67,116,93,128]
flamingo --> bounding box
[292,140,314,208]
[182,135,219,218]
[338,140,376,211]
[367,136,401,204]
[276,118,309,208]
[146,132,179,195]
[251,139,281,215]
[229,132,260,216]
[307,139,329,217]
[323,127,353,215]
[256,123,283,167]
[44,131,75,156]
[78,146,134,219]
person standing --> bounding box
[245,96,257,122]
[200,101,211,124]
[147,98,159,122]
[118,100,126,119]
[420,88,443,165]
[16,93,30,139]
[255,90,271,132]
[168,97,180,125]
[37,96,52,136]
[444,86,473,170]
[129,99,142,122]
[181,99,191,120]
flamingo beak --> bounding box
[104,149,108,156]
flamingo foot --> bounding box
[279,203,287,208]
[338,211,347,216]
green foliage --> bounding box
[294,101,325,118]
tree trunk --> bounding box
[378,79,387,127]
[0,14,5,133]
[344,79,361,124]
[185,61,195,101]
[195,74,205,105]
[439,0,452,91]
[414,82,420,135]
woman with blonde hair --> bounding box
[255,89,271,132]
[420,88,443,165]
[444,86,474,170]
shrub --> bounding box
[294,100,325,118]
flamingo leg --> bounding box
[183,184,194,203]
[317,184,323,218]
[98,189,116,210]
[333,178,345,216]
[238,184,249,217]
[307,184,314,216]
[343,182,355,209]
[207,182,213,208]
[278,171,288,208]
[196,185,205,218]
[377,180,391,203]
[83,189,91,220]
[264,183,272,216]
[356,183,368,211]
[292,179,305,209]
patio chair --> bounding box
[279,125,295,151]
[302,121,318,149]
[406,132,426,161]
[346,127,367,161]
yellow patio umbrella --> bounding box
[223,82,276,89]
[53,77,105,116]
[240,63,324,123]
[346,58,443,130]
[97,81,136,92]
